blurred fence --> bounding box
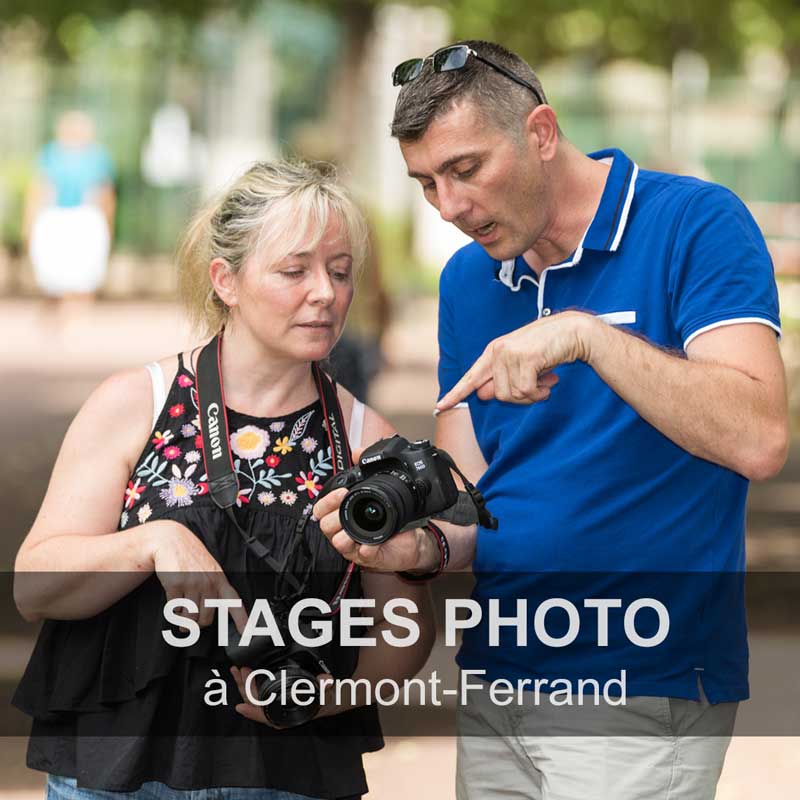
[0,9,799,291]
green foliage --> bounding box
[0,159,34,247]
[0,1,257,59]
[432,0,800,70]
[4,0,799,69]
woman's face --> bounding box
[231,213,355,363]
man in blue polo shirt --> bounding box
[314,40,789,799]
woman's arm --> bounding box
[14,365,244,628]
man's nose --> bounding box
[436,183,470,224]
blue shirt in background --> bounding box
[38,141,114,208]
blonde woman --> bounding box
[13,161,436,800]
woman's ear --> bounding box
[209,258,238,309]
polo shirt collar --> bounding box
[582,148,639,253]
[497,148,638,291]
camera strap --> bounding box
[196,333,357,606]
[435,451,499,531]
[291,357,357,614]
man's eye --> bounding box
[455,164,477,179]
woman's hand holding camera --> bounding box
[146,520,247,631]
[312,488,440,574]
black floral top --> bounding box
[14,354,381,799]
[122,358,336,526]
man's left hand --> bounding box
[436,310,593,411]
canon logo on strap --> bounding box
[206,402,223,460]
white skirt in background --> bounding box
[30,204,111,296]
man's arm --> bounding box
[438,312,789,482]
[587,318,788,481]
[432,407,487,570]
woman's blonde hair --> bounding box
[177,160,368,335]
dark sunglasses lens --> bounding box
[393,58,423,86]
[434,46,469,73]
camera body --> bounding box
[225,616,330,728]
[320,435,460,545]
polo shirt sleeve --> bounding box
[668,185,781,349]
[437,260,465,403]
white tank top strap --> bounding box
[144,361,167,433]
[348,398,365,452]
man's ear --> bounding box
[209,258,238,309]
[524,105,559,162]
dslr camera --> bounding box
[225,615,330,728]
[319,434,496,545]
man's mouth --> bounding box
[470,222,496,239]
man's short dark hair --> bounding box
[390,40,546,143]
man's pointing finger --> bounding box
[435,352,493,411]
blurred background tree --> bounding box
[0,0,797,286]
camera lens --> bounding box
[352,498,388,532]
[340,471,419,545]
[256,667,320,729]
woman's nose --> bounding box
[308,269,335,305]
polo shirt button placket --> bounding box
[542,308,552,317]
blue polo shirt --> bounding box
[437,148,781,702]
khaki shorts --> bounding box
[456,678,737,800]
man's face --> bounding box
[399,100,548,260]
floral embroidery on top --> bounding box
[152,430,173,450]
[163,445,182,461]
[280,490,297,506]
[125,479,146,509]
[231,426,270,460]
[295,470,322,498]
[273,437,293,456]
[160,477,198,507]
[120,366,337,528]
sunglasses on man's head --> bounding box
[392,44,545,106]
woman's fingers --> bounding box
[231,667,273,726]
[312,487,348,525]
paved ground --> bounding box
[1,297,798,797]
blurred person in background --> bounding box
[13,160,435,800]
[315,40,790,800]
[23,109,115,307]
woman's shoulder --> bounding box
[79,349,200,461]
[152,348,201,390]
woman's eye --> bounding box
[331,271,351,282]
[281,270,304,279]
